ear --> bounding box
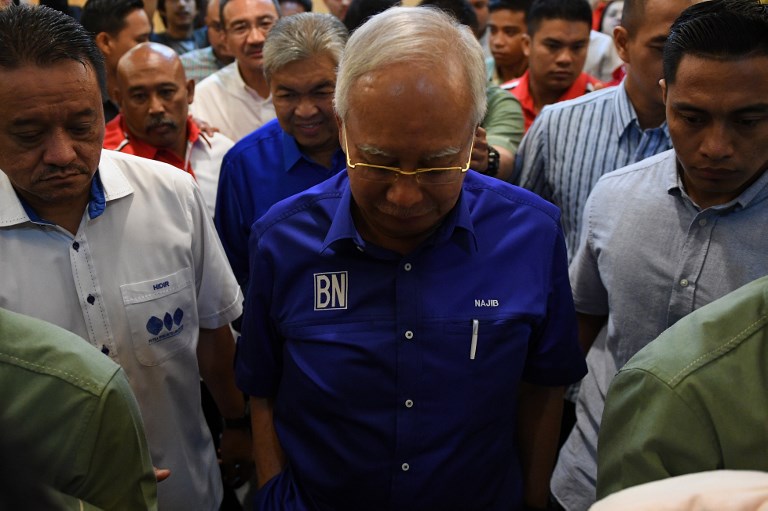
[522,33,532,58]
[95,31,112,56]
[336,113,344,148]
[112,84,123,108]
[660,78,668,106]
[613,26,630,65]
[186,79,195,105]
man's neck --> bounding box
[528,75,566,114]
[21,192,90,236]
[498,60,528,83]
[166,25,193,40]
[624,78,666,130]
[237,62,269,98]
[302,143,338,170]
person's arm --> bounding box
[597,368,719,499]
[578,312,607,354]
[250,396,286,488]
[198,326,253,484]
[79,369,159,510]
[517,382,566,509]
[482,86,525,181]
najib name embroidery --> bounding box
[475,299,499,307]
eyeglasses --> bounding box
[226,17,276,37]
[343,126,473,185]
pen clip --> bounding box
[470,319,479,360]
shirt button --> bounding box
[404,330,414,340]
[698,218,707,227]
[72,241,80,251]
[87,294,96,304]
[404,263,412,271]
[401,463,410,472]
[680,279,689,288]
[405,399,414,408]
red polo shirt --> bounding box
[501,70,603,132]
[103,114,198,179]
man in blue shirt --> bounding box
[235,7,586,511]
[215,12,348,289]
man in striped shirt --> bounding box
[512,0,690,261]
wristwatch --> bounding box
[486,146,500,177]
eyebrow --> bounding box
[11,107,98,126]
[671,101,768,114]
[357,144,462,160]
[276,80,335,92]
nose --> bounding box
[42,128,77,167]
[246,26,266,45]
[386,174,425,210]
[295,96,319,118]
[699,121,735,162]
[555,48,574,66]
[148,93,165,115]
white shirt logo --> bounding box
[314,271,348,310]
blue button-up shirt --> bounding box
[236,170,587,511]
[214,118,346,287]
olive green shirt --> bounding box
[0,308,158,510]
[597,275,768,499]
[483,85,525,156]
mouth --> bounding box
[549,71,573,80]
[692,167,737,180]
[294,121,324,136]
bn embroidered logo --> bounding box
[314,271,348,310]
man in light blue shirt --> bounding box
[513,0,690,258]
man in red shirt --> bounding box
[502,0,601,131]
[104,42,234,216]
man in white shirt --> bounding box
[0,6,250,510]
[192,0,281,141]
[104,42,234,217]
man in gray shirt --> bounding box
[551,0,768,509]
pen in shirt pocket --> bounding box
[470,319,479,360]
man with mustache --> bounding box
[104,42,234,217]
[0,7,248,510]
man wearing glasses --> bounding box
[235,7,586,511]
[192,0,280,140]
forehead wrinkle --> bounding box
[357,143,462,160]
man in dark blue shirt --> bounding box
[235,7,586,510]
[214,13,348,289]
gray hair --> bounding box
[263,12,348,81]
[334,6,487,126]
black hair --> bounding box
[526,0,591,36]
[0,4,106,93]
[488,0,531,15]
[81,0,145,37]
[280,0,313,12]
[663,0,768,84]
[344,0,400,32]
[419,0,479,34]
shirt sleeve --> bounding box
[186,174,243,328]
[215,151,251,288]
[569,186,609,316]
[75,368,158,510]
[511,111,549,201]
[597,367,720,499]
[522,223,587,386]
[235,226,284,397]
[483,86,525,157]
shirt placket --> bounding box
[667,210,717,326]
[69,225,116,359]
[390,255,422,509]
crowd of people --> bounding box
[0,0,767,510]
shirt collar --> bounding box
[614,80,670,139]
[666,154,768,211]
[281,130,346,173]
[320,174,478,255]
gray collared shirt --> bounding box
[552,149,768,511]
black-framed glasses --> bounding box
[343,125,473,185]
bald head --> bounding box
[114,42,194,156]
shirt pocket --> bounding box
[121,267,197,366]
